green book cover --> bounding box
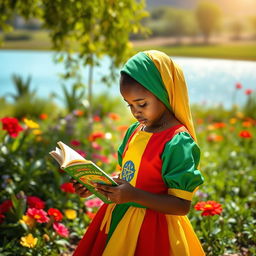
[49,141,117,204]
[64,162,117,204]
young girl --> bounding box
[72,50,205,256]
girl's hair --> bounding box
[120,72,140,87]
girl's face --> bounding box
[120,82,170,130]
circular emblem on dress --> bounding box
[122,160,136,182]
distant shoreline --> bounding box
[1,30,256,61]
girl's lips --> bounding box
[138,119,146,124]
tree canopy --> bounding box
[195,1,221,43]
[0,0,148,125]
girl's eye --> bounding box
[139,103,147,108]
[126,103,146,108]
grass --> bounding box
[0,30,52,51]
[135,44,256,61]
[1,30,256,60]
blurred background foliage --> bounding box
[0,0,256,255]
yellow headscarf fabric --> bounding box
[145,50,197,141]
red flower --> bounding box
[86,211,96,220]
[39,113,48,120]
[0,117,23,138]
[239,130,252,138]
[89,132,105,142]
[48,208,63,222]
[0,213,5,224]
[93,115,101,122]
[27,196,45,209]
[27,208,50,223]
[213,122,226,129]
[245,89,253,95]
[0,200,13,213]
[60,182,75,193]
[70,140,81,147]
[235,83,242,89]
[53,222,69,237]
[73,110,84,116]
[194,201,222,216]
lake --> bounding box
[0,50,255,108]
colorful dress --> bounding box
[74,123,205,256]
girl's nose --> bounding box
[132,107,141,115]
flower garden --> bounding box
[0,84,255,256]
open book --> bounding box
[49,141,117,204]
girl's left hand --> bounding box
[95,178,136,204]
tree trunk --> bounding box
[87,54,94,133]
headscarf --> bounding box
[120,50,197,142]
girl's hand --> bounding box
[95,178,137,204]
[71,179,92,198]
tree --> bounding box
[0,0,148,128]
[230,20,243,40]
[195,1,221,44]
[249,16,256,38]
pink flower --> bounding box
[85,198,103,208]
[245,89,253,95]
[70,140,81,147]
[92,154,109,164]
[92,142,102,151]
[27,196,45,209]
[76,149,86,158]
[53,222,69,237]
[26,208,49,223]
[235,83,242,89]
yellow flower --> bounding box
[236,112,244,119]
[23,118,40,129]
[43,234,50,242]
[19,215,36,228]
[20,233,38,248]
[229,118,237,124]
[207,124,215,131]
[32,129,42,135]
[64,209,77,220]
[35,136,43,142]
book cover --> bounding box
[49,141,117,204]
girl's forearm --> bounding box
[132,188,191,215]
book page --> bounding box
[57,141,89,167]
[49,150,63,165]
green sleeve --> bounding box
[162,132,204,194]
[117,122,140,167]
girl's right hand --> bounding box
[71,179,92,198]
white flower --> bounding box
[105,132,112,140]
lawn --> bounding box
[1,30,256,61]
